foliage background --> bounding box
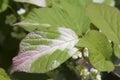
[0,0,120,80]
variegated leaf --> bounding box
[11,27,79,73]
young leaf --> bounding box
[0,0,9,12]
[77,31,114,72]
[14,0,47,7]
[86,3,120,44]
[0,68,10,80]
[11,27,79,73]
[16,0,91,35]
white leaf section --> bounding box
[14,22,51,27]
[14,0,47,7]
[92,0,115,6]
[11,27,79,73]
[93,0,104,3]
[17,8,26,15]
[29,0,46,7]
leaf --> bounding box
[92,0,115,6]
[16,0,91,35]
[46,0,92,7]
[14,0,47,7]
[86,3,120,44]
[44,0,115,8]
[77,31,114,72]
[103,0,115,6]
[0,0,9,12]
[0,68,10,80]
[11,27,79,73]
[114,44,120,59]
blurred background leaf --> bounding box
[0,0,9,12]
[0,68,10,80]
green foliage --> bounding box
[0,0,9,12]
[1,0,120,80]
[77,31,114,72]
[86,3,120,59]
[103,0,115,6]
[16,0,91,35]
[114,44,120,58]
[86,3,120,44]
[12,27,78,73]
[31,50,70,73]
[14,0,46,7]
[0,68,10,80]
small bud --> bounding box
[108,40,112,43]
[96,74,101,80]
[83,48,89,57]
[17,8,26,15]
[90,68,98,73]
[118,44,120,48]
[84,68,90,75]
[78,52,82,58]
[99,29,102,32]
[72,51,82,59]
[72,55,78,59]
[80,68,90,76]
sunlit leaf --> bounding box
[86,3,120,44]
[16,0,91,35]
[77,31,114,72]
[86,3,120,59]
[0,68,10,80]
[11,27,79,73]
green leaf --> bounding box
[16,0,91,35]
[0,68,10,80]
[11,27,79,73]
[104,0,115,6]
[114,44,120,59]
[14,0,47,7]
[0,0,9,12]
[86,3,120,44]
[46,0,92,7]
[77,31,114,72]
